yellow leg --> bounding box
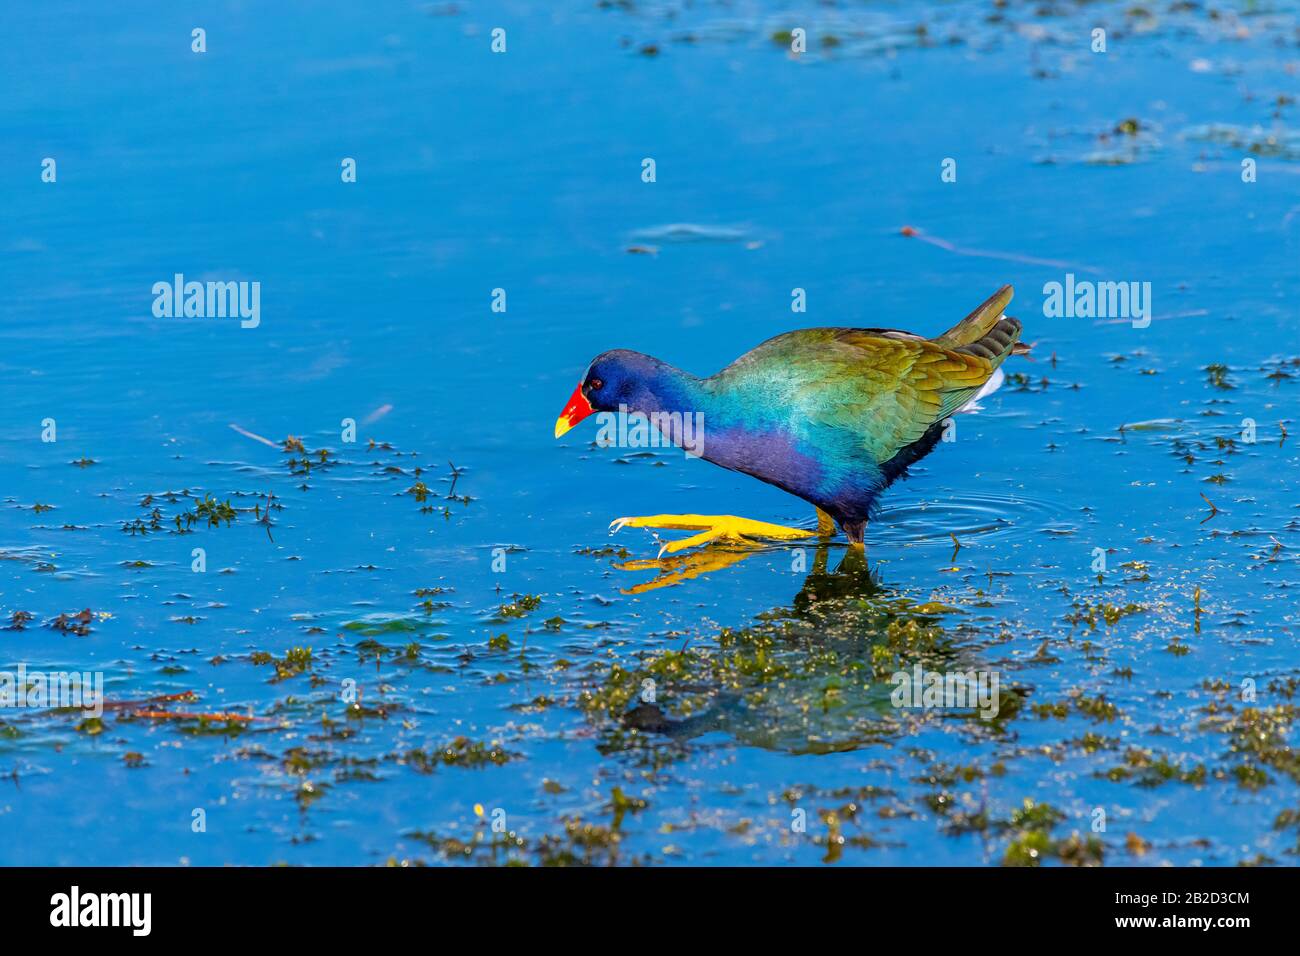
[609,513,816,556]
[816,507,836,536]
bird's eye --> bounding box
[590,378,603,390]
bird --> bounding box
[554,285,1024,555]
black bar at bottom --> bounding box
[0,865,1275,940]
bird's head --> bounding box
[553,349,661,438]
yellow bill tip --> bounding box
[555,381,593,438]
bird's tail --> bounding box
[956,313,1022,364]
[932,284,1023,368]
[933,284,1013,347]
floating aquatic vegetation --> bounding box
[1081,122,1162,166]
[1103,748,1208,788]
[47,608,96,636]
[1064,599,1143,630]
[575,550,997,756]
[1185,123,1300,160]
[1205,363,1234,390]
[120,489,275,536]
[397,736,515,771]
[1201,702,1300,789]
[2,610,34,630]
[403,785,653,866]
[248,646,314,682]
[494,594,541,619]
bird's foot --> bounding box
[609,513,816,556]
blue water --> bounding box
[2,1,1299,865]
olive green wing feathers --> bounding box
[805,286,1023,463]
[816,334,993,459]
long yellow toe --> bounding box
[609,513,815,555]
